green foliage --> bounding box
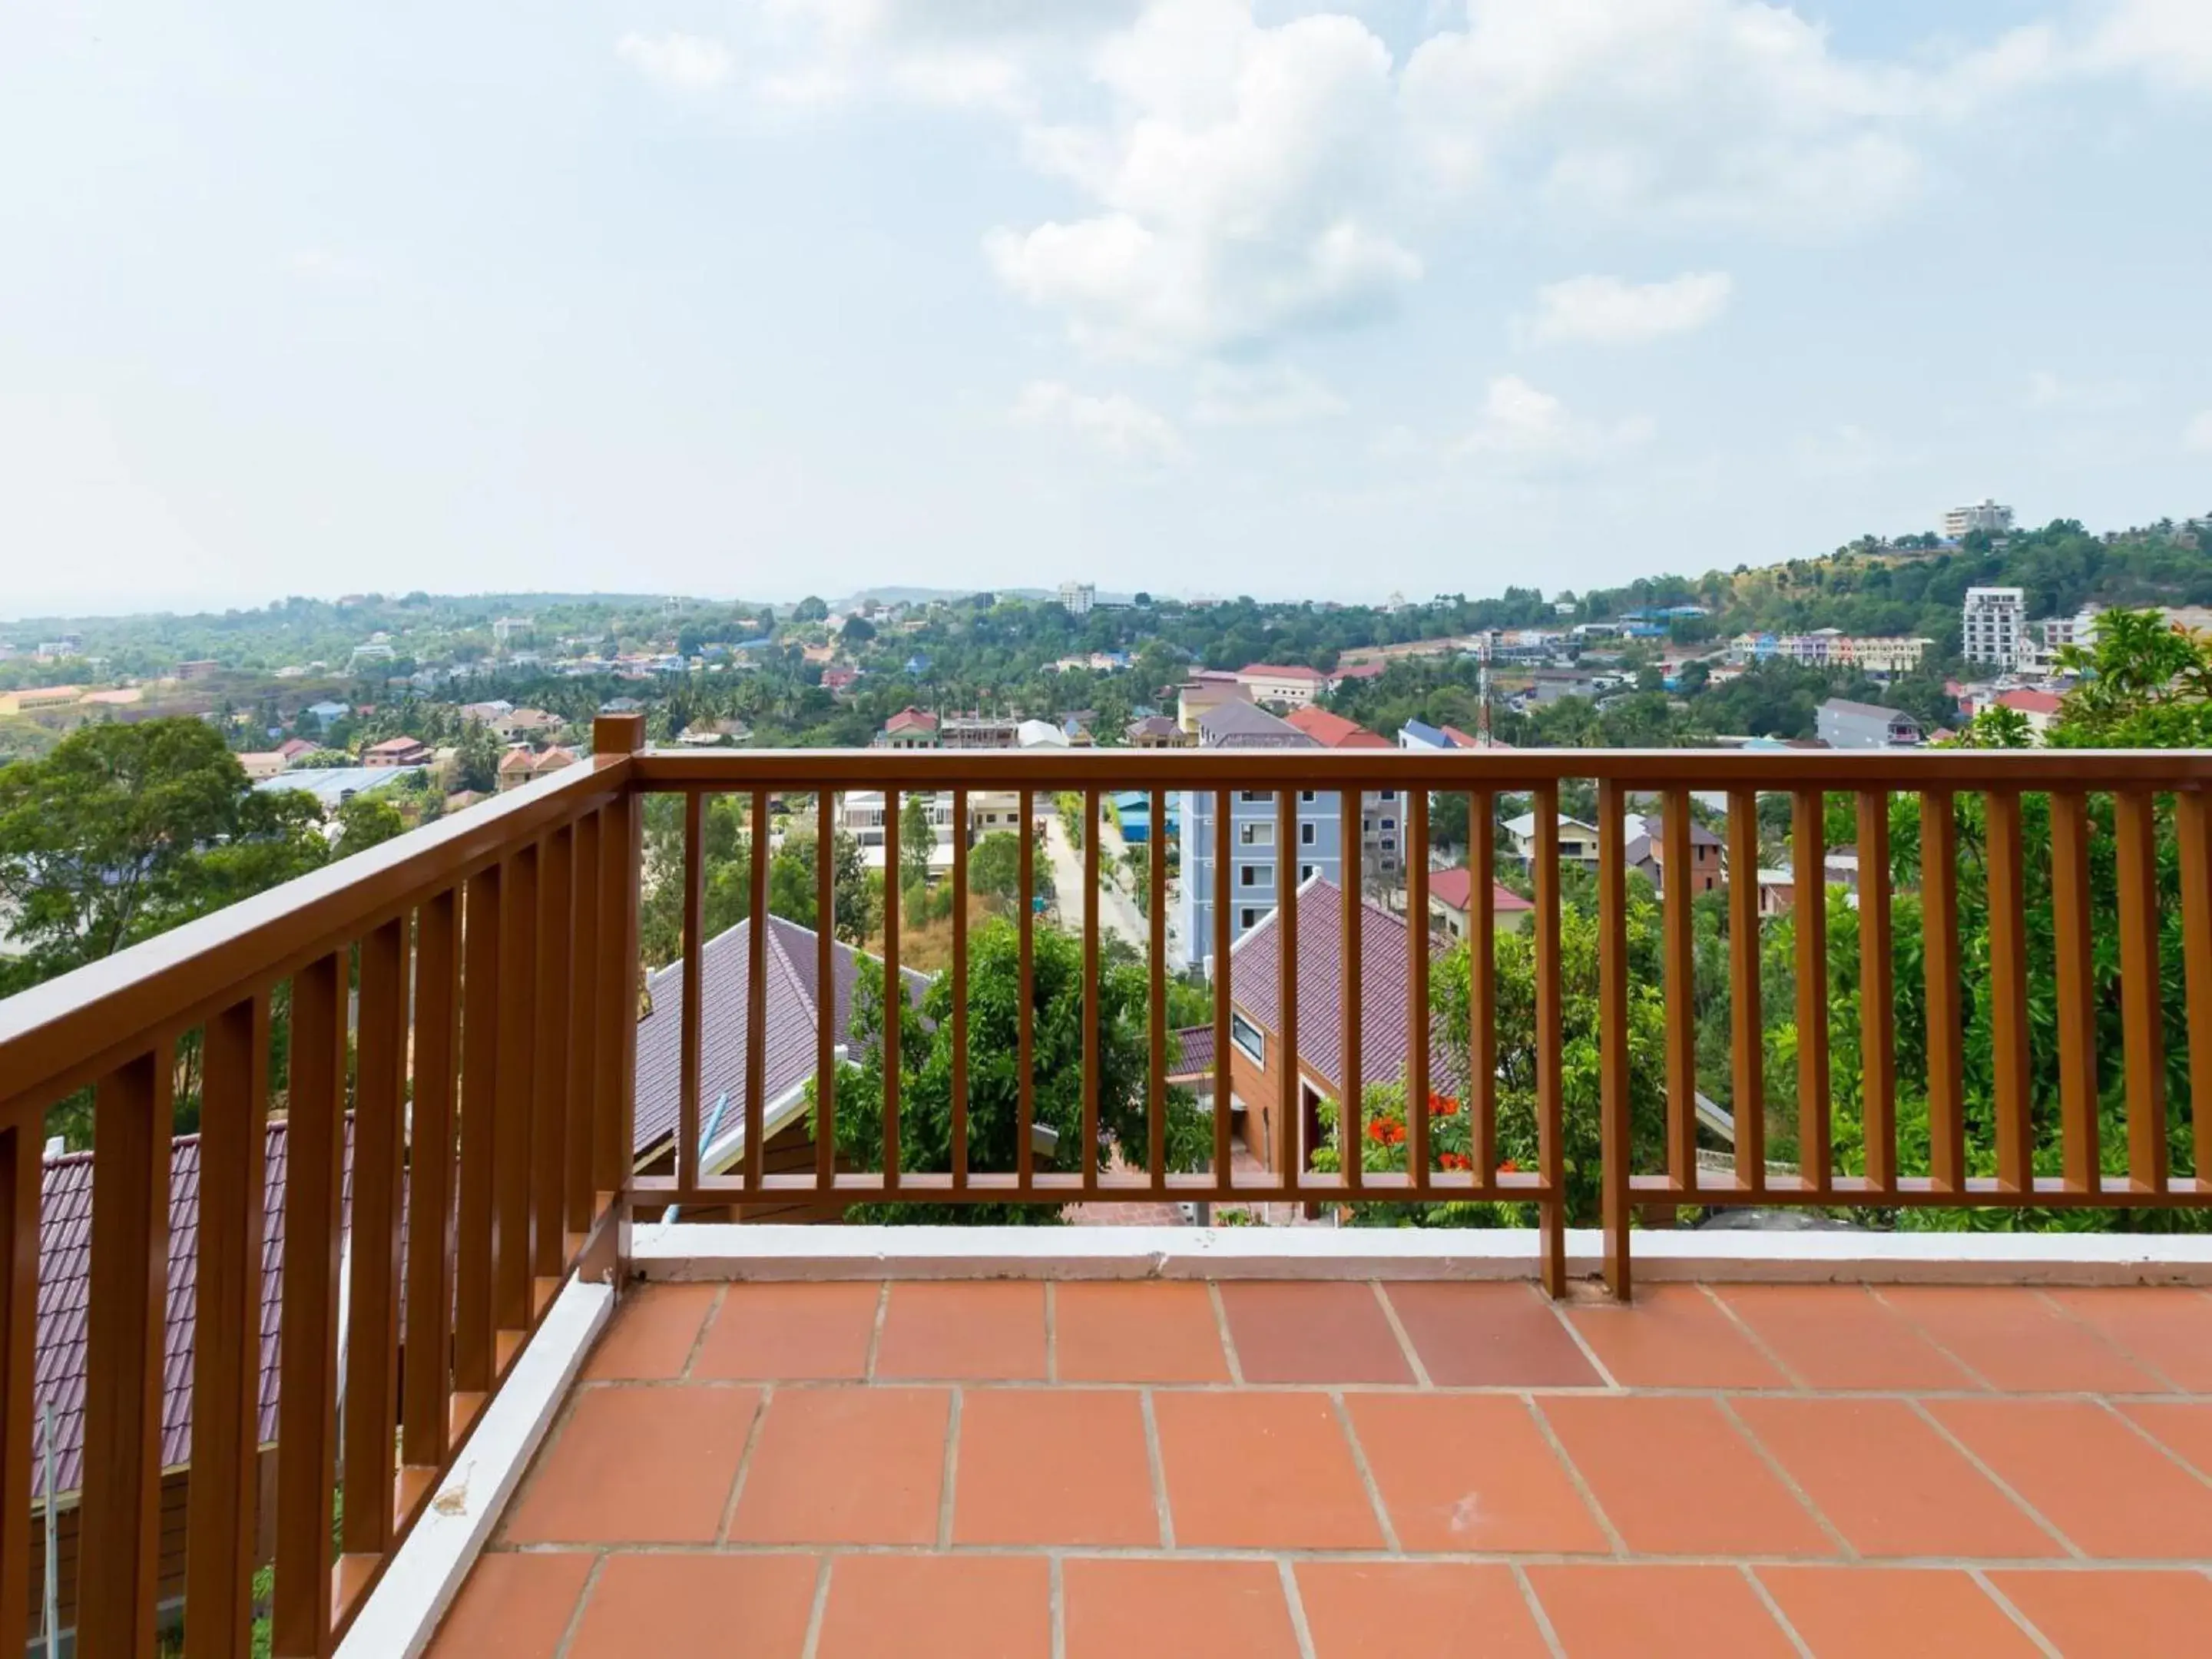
[637,793,752,968]
[767,821,869,944]
[455,718,501,793]
[334,792,407,857]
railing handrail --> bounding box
[0,753,629,1119]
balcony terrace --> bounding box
[2,715,2211,1654]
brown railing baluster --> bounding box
[406,891,460,1476]
[1147,785,1167,1190]
[81,1046,171,1657]
[497,843,538,1336]
[1856,791,1896,1193]
[2115,789,2168,1191]
[1340,791,1363,1192]
[678,794,705,1197]
[1405,788,1430,1187]
[1019,789,1035,1187]
[596,796,637,1203]
[1986,790,2034,1192]
[1598,780,1633,1296]
[2177,789,2212,1184]
[343,919,409,1589]
[746,790,770,1190]
[1921,790,1966,1191]
[0,1121,38,1655]
[1532,784,1565,1295]
[456,867,502,1398]
[276,952,346,1658]
[1727,790,1765,1191]
[1661,788,1697,1192]
[1083,786,1101,1193]
[1791,789,1830,1194]
[532,827,574,1282]
[2050,790,2100,1190]
[883,786,902,1192]
[817,790,837,1189]
[568,812,601,1235]
[952,787,970,1188]
[1213,786,1233,1189]
[1469,789,1497,1185]
[1276,789,1299,1189]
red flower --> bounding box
[1438,1151,1471,1172]
[1426,1091,1461,1118]
[1498,1158,1521,1175]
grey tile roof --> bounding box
[1196,700,1317,747]
[632,916,931,1161]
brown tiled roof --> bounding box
[37,1119,352,1496]
[1227,878,1452,1097]
[633,917,931,1161]
[1426,869,1534,914]
[1165,1025,1214,1080]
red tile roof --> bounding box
[1284,707,1391,750]
[1426,869,1535,914]
[1330,662,1385,681]
[1227,879,1452,1096]
[884,707,939,734]
[1995,688,2063,716]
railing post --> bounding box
[591,714,646,1285]
[1596,780,1632,1300]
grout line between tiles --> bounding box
[1713,1395,1856,1560]
[1207,1281,1247,1386]
[1904,1397,2083,1561]
[1370,1282,1433,1388]
[864,1281,890,1382]
[546,1550,608,1659]
[1139,1388,1177,1550]
[1699,1283,1812,1389]
[2094,1394,2212,1491]
[797,1555,833,1659]
[1330,1392,1401,1554]
[1521,1394,1629,1558]
[1511,1562,1569,1659]
[1276,1558,1319,1659]
[1050,1553,1066,1659]
[715,1382,775,1545]
[1864,1286,2004,1392]
[680,1283,730,1382]
[1541,1298,1620,1391]
[938,1387,964,1550]
[2030,1286,2187,1393]
[1739,1564,1816,1659]
[1969,1566,2065,1659]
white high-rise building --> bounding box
[1943,499,2015,539]
[1058,581,1096,616]
[1962,587,2028,671]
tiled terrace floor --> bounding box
[433,1278,2212,1657]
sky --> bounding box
[2,0,2209,618]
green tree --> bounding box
[334,793,407,857]
[767,825,870,943]
[455,718,501,793]
[970,830,1055,916]
[900,793,936,901]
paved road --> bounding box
[1041,812,1147,953]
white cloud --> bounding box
[2185,411,2212,453]
[1518,271,1733,346]
[617,31,736,92]
[1451,375,1653,471]
[2087,0,2212,91]
[1012,380,1184,461]
[1189,363,1346,425]
[986,2,1420,358]
[2025,370,2138,412]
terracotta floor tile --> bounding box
[1987,1569,2212,1657]
[1524,1565,1796,1657]
[875,1282,1047,1380]
[581,1283,720,1381]
[1928,1398,2212,1558]
[1296,1562,1553,1659]
[1055,1282,1232,1382]
[1064,1558,1300,1659]
[954,1389,1161,1546]
[1876,1286,2167,1393]
[1345,1393,1609,1553]
[692,1281,880,1381]
[1216,1281,1414,1385]
[426,1551,593,1659]
[503,1384,759,1545]
[1382,1282,1602,1387]
[2044,1287,2212,1390]
[2117,1399,2212,1478]
[565,1551,819,1659]
[816,1555,1051,1659]
[1757,1567,2043,1657]
[1732,1397,2062,1559]
[1535,1395,1834,1557]
[1714,1284,1980,1391]
[1561,1284,1790,1388]
[728,1386,951,1545]
[1152,1389,1386,1548]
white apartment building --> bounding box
[1962,587,2029,671]
[1943,499,2015,539]
[2038,606,2104,662]
[1058,581,1096,616]
[838,790,959,875]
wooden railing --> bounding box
[2,725,2211,1650]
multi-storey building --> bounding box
[1058,581,1095,616]
[1943,498,2015,539]
[1233,664,1329,708]
[1962,587,2028,670]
